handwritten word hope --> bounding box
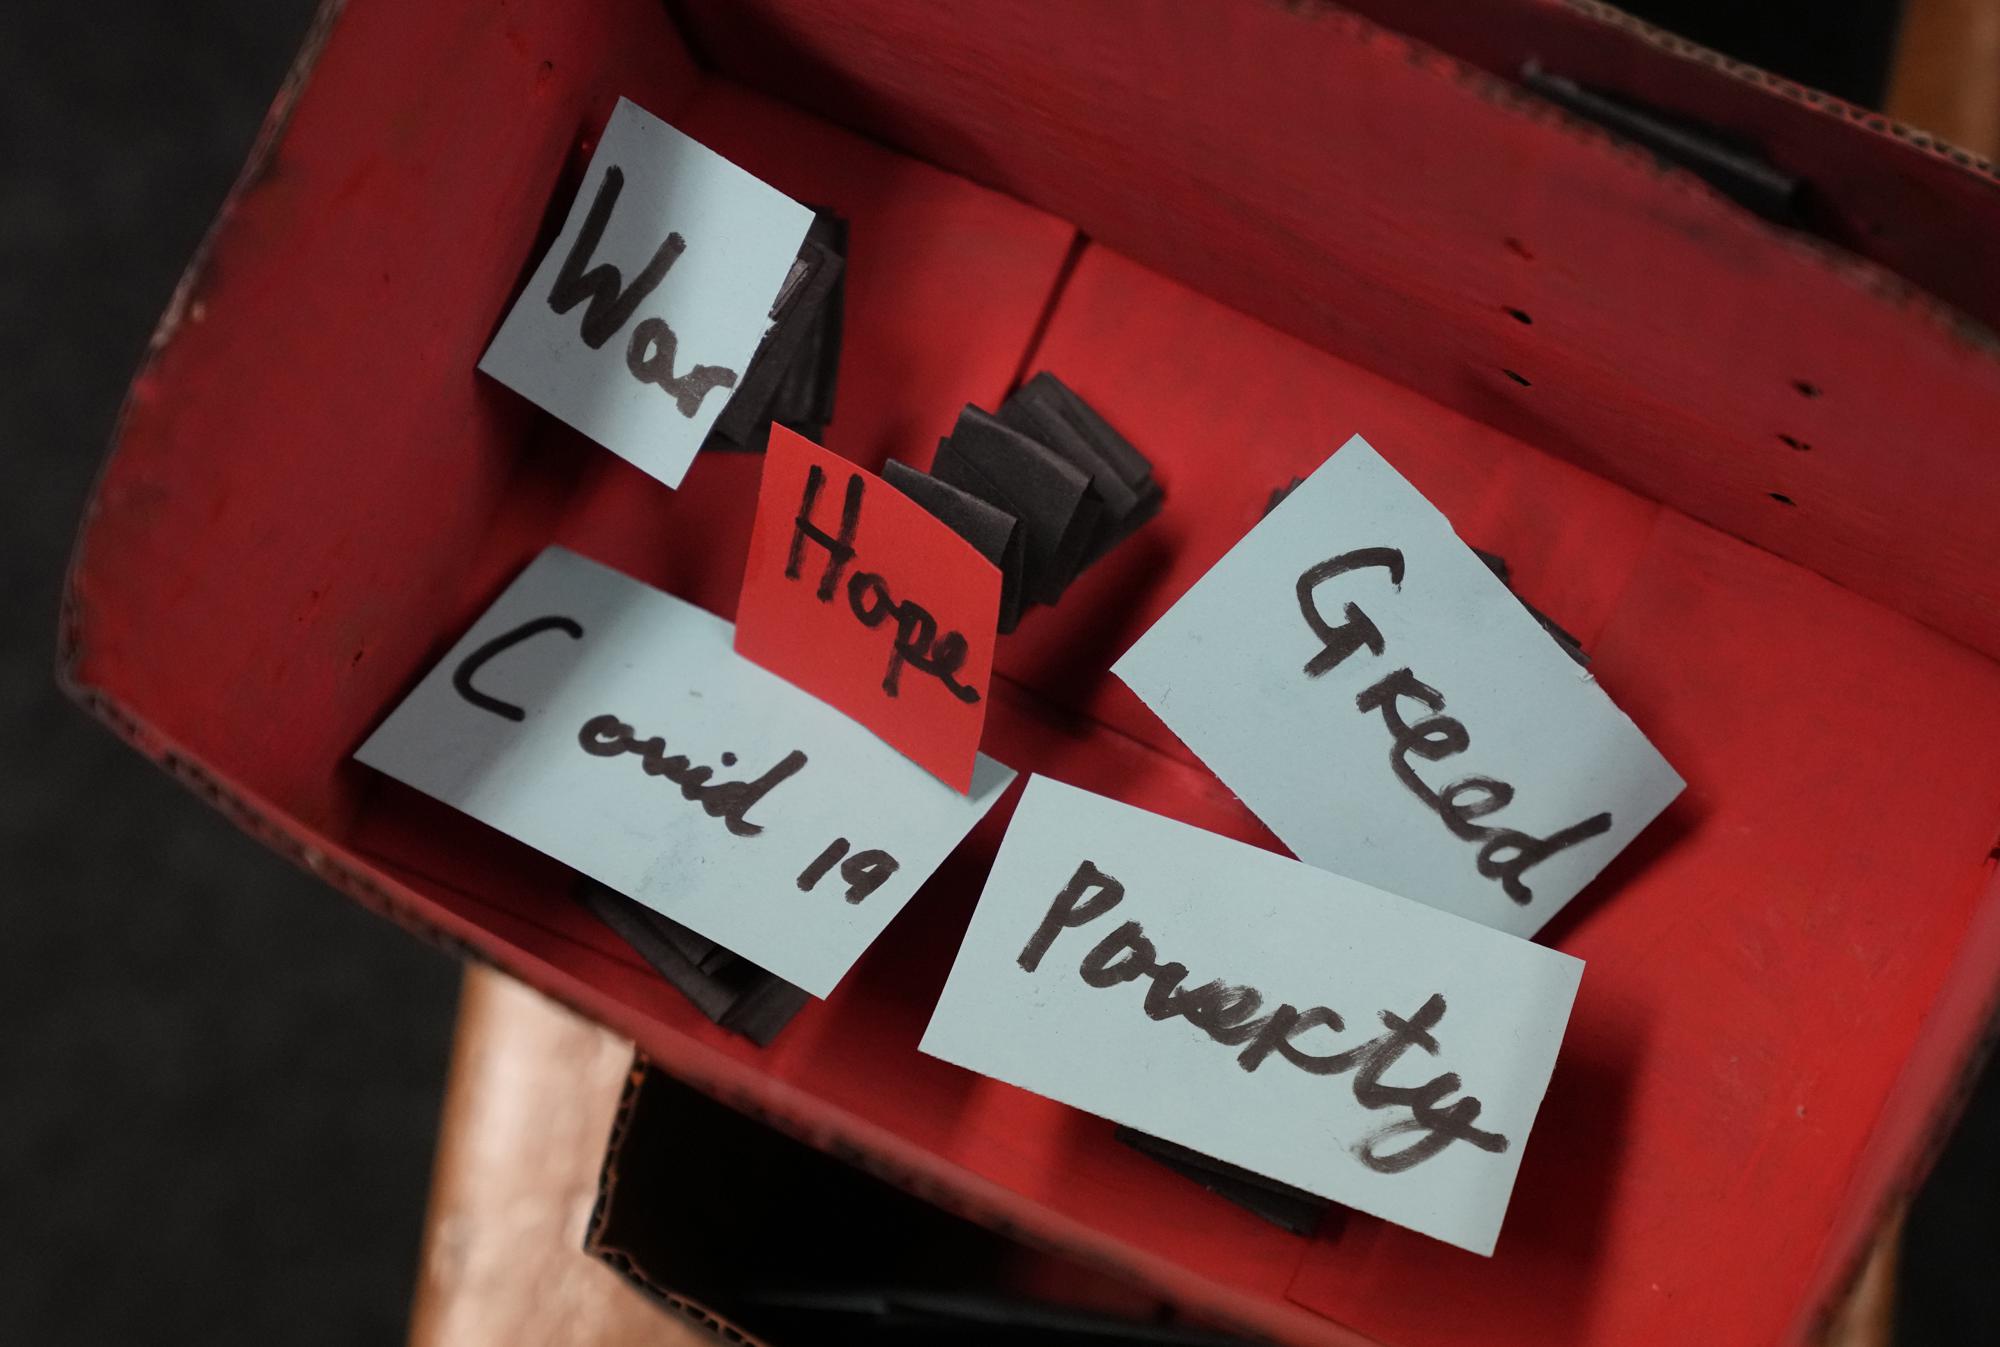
[788,463,981,704]
[1297,549,1612,906]
[1017,858,1510,1174]
[734,430,1002,792]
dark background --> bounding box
[1,1,1991,1343]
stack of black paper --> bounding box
[885,373,1162,633]
[1114,1128,1331,1236]
[704,208,848,453]
[575,878,809,1045]
[1472,548,1590,667]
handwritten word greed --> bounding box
[1297,548,1611,906]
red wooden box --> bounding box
[62,2,2000,1344]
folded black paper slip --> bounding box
[1000,371,1163,565]
[704,207,848,453]
[1264,475,1306,516]
[1114,1128,1330,1236]
[884,379,1159,632]
[1472,548,1590,666]
[1000,385,1142,524]
[574,879,809,1044]
[934,406,1097,607]
[772,210,849,441]
[883,457,1029,633]
[1011,372,1155,488]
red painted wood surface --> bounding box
[679,0,2000,668]
[1338,0,2000,331]
[59,2,2000,1345]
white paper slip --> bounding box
[1113,436,1683,938]
[478,97,813,490]
[356,547,1014,997]
[921,776,1582,1255]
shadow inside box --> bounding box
[838,841,997,1025]
[998,527,1187,706]
[672,6,1030,273]
[592,1061,1259,1346]
[1480,1000,1645,1332]
[1286,994,1646,1346]
[1531,787,1708,951]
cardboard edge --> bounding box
[584,1054,780,1347]
[1792,864,2000,1342]
[55,0,350,700]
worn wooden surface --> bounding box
[413,967,1919,1347]
[1890,0,2000,156]
[405,967,703,1347]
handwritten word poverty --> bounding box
[1016,858,1510,1174]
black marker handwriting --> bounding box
[577,713,805,838]
[451,615,585,722]
[625,317,738,416]
[1356,668,1612,904]
[1339,993,1511,1173]
[795,836,901,904]
[1296,547,1404,677]
[1018,861,1510,1173]
[787,463,981,704]
[545,163,737,417]
[1298,549,1611,906]
[548,166,684,348]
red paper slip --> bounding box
[734,426,1001,790]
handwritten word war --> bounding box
[1018,859,1509,1173]
[548,164,739,415]
[789,462,981,704]
[1297,548,1612,905]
